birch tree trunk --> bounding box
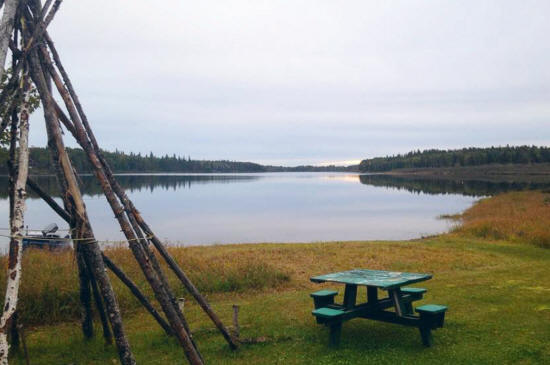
[0,0,18,82]
[0,72,31,364]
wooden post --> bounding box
[17,324,29,365]
[232,305,240,338]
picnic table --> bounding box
[310,269,447,347]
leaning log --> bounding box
[37,42,203,364]
[86,257,113,345]
[75,243,94,339]
[27,47,135,365]
[102,254,173,336]
[26,178,72,223]
[41,36,238,350]
[0,0,62,133]
[27,175,176,339]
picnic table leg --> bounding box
[388,288,404,317]
[367,286,378,304]
[329,322,342,347]
[419,326,433,347]
[343,284,357,309]
[403,302,414,316]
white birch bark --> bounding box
[0,74,31,364]
[0,0,19,82]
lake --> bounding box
[1,172,549,249]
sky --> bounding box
[26,0,550,166]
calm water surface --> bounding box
[2,172,544,248]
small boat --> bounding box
[22,223,71,251]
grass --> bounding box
[453,190,550,248]
[4,190,550,364]
[2,247,290,326]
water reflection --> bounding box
[0,172,548,247]
[2,173,548,199]
[359,174,550,197]
[0,174,260,198]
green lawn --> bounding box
[10,236,550,364]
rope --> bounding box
[0,227,73,232]
[0,233,154,244]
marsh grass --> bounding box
[453,190,550,248]
[0,247,290,326]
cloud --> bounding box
[27,0,550,165]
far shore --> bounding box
[370,162,550,182]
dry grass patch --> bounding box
[453,190,550,248]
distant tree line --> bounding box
[0,147,355,174]
[359,146,550,172]
[0,147,266,174]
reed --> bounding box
[453,190,550,248]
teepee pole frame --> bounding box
[1,0,240,363]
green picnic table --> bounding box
[310,269,447,347]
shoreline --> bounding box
[369,163,550,183]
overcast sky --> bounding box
[27,0,550,165]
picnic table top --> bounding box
[310,269,432,289]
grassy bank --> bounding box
[453,190,550,248]
[4,191,550,364]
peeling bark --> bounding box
[0,71,30,365]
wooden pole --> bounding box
[26,46,135,365]
[26,177,72,223]
[75,242,94,339]
[0,70,31,364]
[34,41,203,365]
[26,175,174,338]
[0,0,61,127]
[86,258,113,345]
[102,254,173,336]
[41,36,238,349]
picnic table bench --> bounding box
[310,269,447,347]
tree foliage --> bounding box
[358,146,550,172]
[0,67,41,146]
[0,147,266,173]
